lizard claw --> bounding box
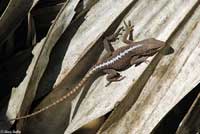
[105,81,111,87]
[144,60,150,64]
[114,26,124,38]
[105,75,126,87]
[123,20,134,33]
[117,75,126,81]
[106,26,124,41]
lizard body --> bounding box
[8,21,165,121]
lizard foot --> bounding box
[105,26,123,42]
[123,20,134,33]
[105,75,126,87]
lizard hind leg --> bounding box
[104,69,125,87]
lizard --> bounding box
[7,20,166,121]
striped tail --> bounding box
[8,68,96,121]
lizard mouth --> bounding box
[144,47,162,56]
[153,45,165,52]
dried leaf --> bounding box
[99,1,200,133]
[5,0,81,132]
[176,93,200,134]
[0,0,38,46]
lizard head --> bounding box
[142,38,166,56]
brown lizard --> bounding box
[7,21,166,121]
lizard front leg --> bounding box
[123,20,135,45]
[104,69,125,86]
[130,56,150,66]
[103,27,123,57]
